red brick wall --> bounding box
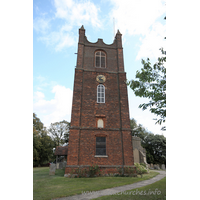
[70,69,83,127]
[65,166,123,175]
[66,129,79,165]
[66,26,134,172]
[78,130,123,165]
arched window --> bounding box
[97,84,105,103]
[97,119,104,128]
[95,51,106,68]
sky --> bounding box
[33,0,166,135]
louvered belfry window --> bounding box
[95,51,106,68]
[96,137,106,155]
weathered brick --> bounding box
[66,26,134,174]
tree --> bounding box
[38,128,54,165]
[130,118,166,164]
[48,120,70,147]
[128,49,166,130]
[33,113,43,165]
[142,133,166,165]
[33,126,41,164]
[130,118,137,130]
[33,113,43,131]
[33,113,54,166]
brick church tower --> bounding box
[65,25,134,174]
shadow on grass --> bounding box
[55,168,65,177]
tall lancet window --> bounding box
[95,51,106,68]
[97,84,105,103]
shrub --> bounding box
[98,168,104,177]
[140,163,147,168]
[87,164,100,177]
[134,163,148,177]
[117,166,136,177]
[75,168,87,178]
[69,169,75,178]
[114,174,120,177]
[116,167,123,175]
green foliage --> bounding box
[130,118,166,165]
[75,168,88,178]
[124,167,136,176]
[33,113,54,166]
[69,165,101,178]
[140,163,147,168]
[38,129,54,164]
[48,120,70,147]
[88,164,100,177]
[130,118,137,130]
[116,167,123,176]
[33,113,44,131]
[134,163,147,177]
[127,48,166,131]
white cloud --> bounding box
[34,91,45,102]
[37,0,102,51]
[33,85,73,127]
[110,0,166,59]
[136,22,166,60]
[110,0,165,36]
[36,75,46,82]
[39,30,77,51]
[33,18,51,34]
[54,0,101,28]
[34,76,58,91]
[55,33,77,51]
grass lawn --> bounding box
[94,177,166,200]
[33,167,159,200]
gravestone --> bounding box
[149,163,154,169]
[63,161,67,168]
[59,162,63,169]
[161,164,166,170]
[49,163,56,175]
[64,173,70,178]
[154,164,160,170]
[56,163,59,169]
[154,164,158,169]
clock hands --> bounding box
[96,75,106,83]
[99,76,103,81]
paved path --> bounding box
[53,170,166,200]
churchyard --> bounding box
[33,167,161,200]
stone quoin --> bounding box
[65,25,134,175]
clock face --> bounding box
[96,75,106,83]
